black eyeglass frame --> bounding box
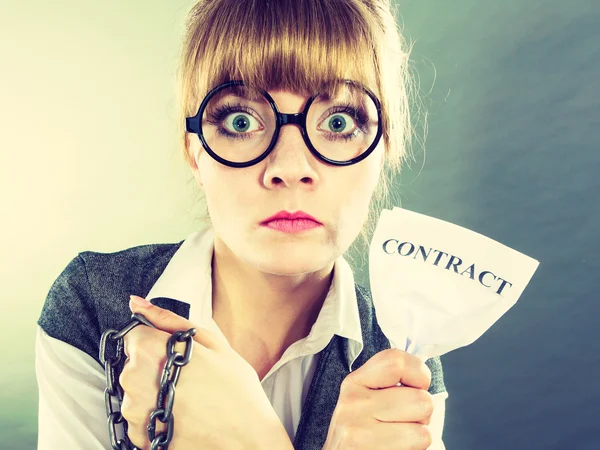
[185,79,383,168]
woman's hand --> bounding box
[323,348,434,450]
[119,295,293,450]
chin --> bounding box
[255,260,330,277]
[250,246,335,276]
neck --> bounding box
[210,236,334,366]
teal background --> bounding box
[389,1,600,449]
[1,0,598,449]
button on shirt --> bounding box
[35,226,448,449]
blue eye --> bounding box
[328,115,347,133]
[319,105,370,141]
[206,103,263,140]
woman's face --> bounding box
[187,89,384,276]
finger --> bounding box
[120,395,151,450]
[371,422,433,450]
[121,390,168,450]
[370,386,434,425]
[347,349,431,391]
[337,422,432,450]
[129,295,198,334]
[128,295,229,350]
[121,321,154,360]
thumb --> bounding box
[129,295,196,335]
[348,349,431,391]
[128,295,230,349]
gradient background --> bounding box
[2,0,599,449]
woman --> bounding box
[36,0,448,449]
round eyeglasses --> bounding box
[185,80,383,168]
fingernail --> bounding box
[129,295,151,308]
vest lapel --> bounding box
[293,284,390,449]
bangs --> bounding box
[191,0,381,102]
[179,0,415,177]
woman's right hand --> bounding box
[323,348,434,450]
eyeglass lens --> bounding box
[200,83,379,164]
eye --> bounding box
[324,113,352,134]
[223,112,261,134]
[317,106,370,141]
[206,103,264,140]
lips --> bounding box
[261,210,322,225]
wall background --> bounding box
[1,0,598,448]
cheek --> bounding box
[197,157,228,206]
[336,168,380,232]
[198,158,257,211]
[348,162,382,205]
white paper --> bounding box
[369,207,539,362]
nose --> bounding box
[262,118,320,189]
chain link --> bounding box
[100,312,196,450]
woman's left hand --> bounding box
[119,295,293,450]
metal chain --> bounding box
[99,312,197,450]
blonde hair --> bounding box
[175,0,424,267]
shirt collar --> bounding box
[146,226,364,369]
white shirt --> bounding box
[36,226,448,449]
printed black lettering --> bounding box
[382,239,399,255]
[460,263,475,280]
[379,238,511,296]
[496,277,513,295]
[432,250,448,266]
[479,270,496,288]
[445,255,462,273]
[398,242,415,257]
[414,246,432,261]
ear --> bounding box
[185,133,204,189]
[191,161,204,190]
[184,133,195,166]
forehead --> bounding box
[265,90,311,109]
[205,83,376,117]
[208,79,373,101]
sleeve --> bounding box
[425,356,446,395]
[428,391,448,450]
[37,255,101,360]
[35,255,115,449]
[35,326,114,449]
[425,356,448,450]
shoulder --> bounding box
[76,240,184,293]
[353,283,447,396]
[37,239,184,364]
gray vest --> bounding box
[38,240,446,450]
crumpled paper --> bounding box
[369,207,539,363]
